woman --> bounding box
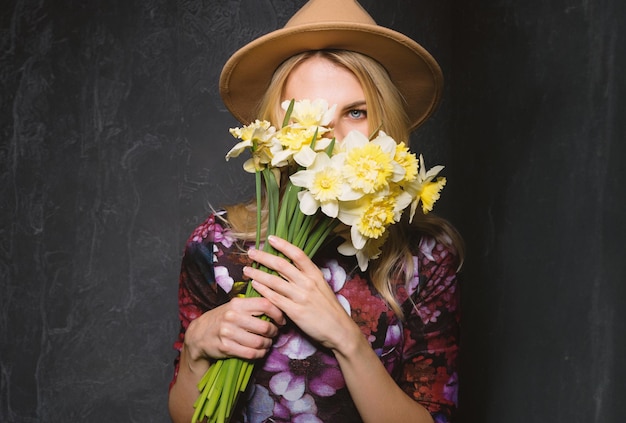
[169,1,463,422]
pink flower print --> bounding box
[418,236,436,261]
[214,266,234,293]
[212,220,235,249]
[320,259,350,315]
[407,255,420,296]
[418,305,441,324]
[189,213,235,249]
[190,216,215,243]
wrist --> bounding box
[183,343,210,376]
[331,322,367,359]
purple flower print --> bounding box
[245,385,274,423]
[273,393,322,422]
[263,330,345,403]
[443,372,459,405]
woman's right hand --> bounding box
[183,296,286,371]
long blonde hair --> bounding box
[225,50,463,318]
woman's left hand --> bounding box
[243,235,360,352]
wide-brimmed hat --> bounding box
[219,0,443,131]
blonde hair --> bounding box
[225,50,463,318]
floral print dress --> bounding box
[171,212,460,423]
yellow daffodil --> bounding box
[419,177,447,213]
[405,154,446,221]
[272,125,331,167]
[341,131,405,195]
[226,120,280,172]
[270,100,334,167]
[337,188,411,250]
[394,142,418,184]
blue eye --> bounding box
[349,109,367,119]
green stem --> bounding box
[304,218,338,257]
[293,214,316,249]
[254,170,262,250]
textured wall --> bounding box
[1,0,624,422]
[450,1,626,422]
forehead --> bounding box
[282,56,365,104]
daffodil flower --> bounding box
[337,188,411,249]
[337,230,390,271]
[394,141,419,184]
[283,98,336,128]
[272,125,332,167]
[226,120,281,172]
[405,154,446,221]
[291,151,360,217]
[341,130,405,195]
[269,100,335,167]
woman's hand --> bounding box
[184,296,286,369]
[244,235,361,352]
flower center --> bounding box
[289,355,322,377]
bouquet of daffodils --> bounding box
[191,99,446,423]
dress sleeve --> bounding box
[398,236,461,423]
[169,214,234,390]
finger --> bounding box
[247,249,301,284]
[250,279,291,312]
[232,296,286,326]
[243,266,289,295]
[217,334,272,360]
[267,235,320,274]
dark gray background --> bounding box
[1,0,624,422]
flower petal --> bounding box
[294,145,317,167]
[297,191,320,215]
[269,372,305,401]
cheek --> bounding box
[334,120,369,141]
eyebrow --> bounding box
[342,100,367,110]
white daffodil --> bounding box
[282,98,336,128]
[290,152,355,217]
[337,230,390,271]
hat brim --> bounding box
[220,22,443,131]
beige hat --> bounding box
[219,0,443,131]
